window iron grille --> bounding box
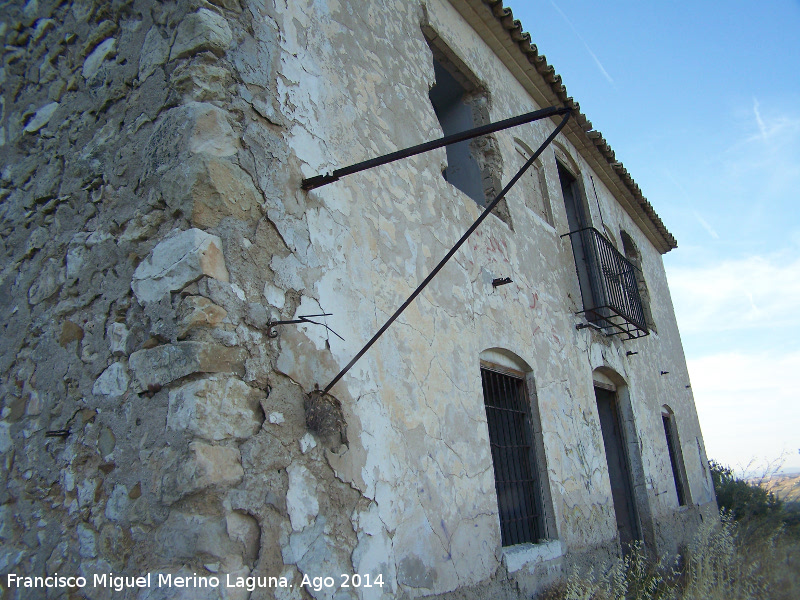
[561,227,649,340]
[481,367,543,546]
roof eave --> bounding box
[450,0,677,254]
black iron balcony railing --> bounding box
[562,227,649,340]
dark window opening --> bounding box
[425,35,509,225]
[429,58,485,203]
[558,163,596,313]
[481,366,544,546]
[662,410,688,506]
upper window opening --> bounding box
[558,160,649,339]
[424,34,509,226]
[429,58,485,202]
[620,230,657,332]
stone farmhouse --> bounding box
[0,0,717,598]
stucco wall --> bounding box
[0,0,715,598]
[271,0,717,594]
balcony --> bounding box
[562,227,649,340]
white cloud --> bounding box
[746,99,800,145]
[667,251,800,335]
[689,351,800,473]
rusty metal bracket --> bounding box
[302,106,571,190]
[267,313,344,341]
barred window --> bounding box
[481,365,545,546]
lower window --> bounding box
[481,366,544,545]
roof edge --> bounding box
[452,0,677,253]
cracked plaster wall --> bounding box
[0,0,716,599]
[268,0,717,596]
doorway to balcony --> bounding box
[558,162,649,339]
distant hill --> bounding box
[757,473,800,505]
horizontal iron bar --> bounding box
[302,106,572,190]
[323,110,571,394]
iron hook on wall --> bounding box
[267,313,345,341]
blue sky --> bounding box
[507,1,800,473]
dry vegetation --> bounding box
[540,462,800,600]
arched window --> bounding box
[479,349,555,546]
[620,230,656,332]
[514,138,553,226]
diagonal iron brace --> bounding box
[301,107,572,394]
[302,105,571,190]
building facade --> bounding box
[0,0,716,598]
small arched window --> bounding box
[661,406,690,506]
[620,230,656,332]
[514,138,553,226]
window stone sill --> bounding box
[502,539,564,573]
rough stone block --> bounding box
[225,511,260,565]
[23,102,59,133]
[107,322,131,355]
[82,38,116,79]
[164,441,243,503]
[128,341,246,392]
[169,8,233,61]
[132,228,229,304]
[92,362,130,398]
[167,377,263,441]
[28,257,64,305]
[161,156,262,228]
[139,28,169,81]
[171,62,232,103]
[188,104,238,157]
[155,513,242,562]
[178,296,228,339]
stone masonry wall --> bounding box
[0,1,357,598]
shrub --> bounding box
[541,461,799,599]
[709,460,783,523]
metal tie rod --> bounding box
[302,106,571,190]
[319,108,572,395]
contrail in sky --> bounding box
[550,1,615,85]
[753,98,768,140]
